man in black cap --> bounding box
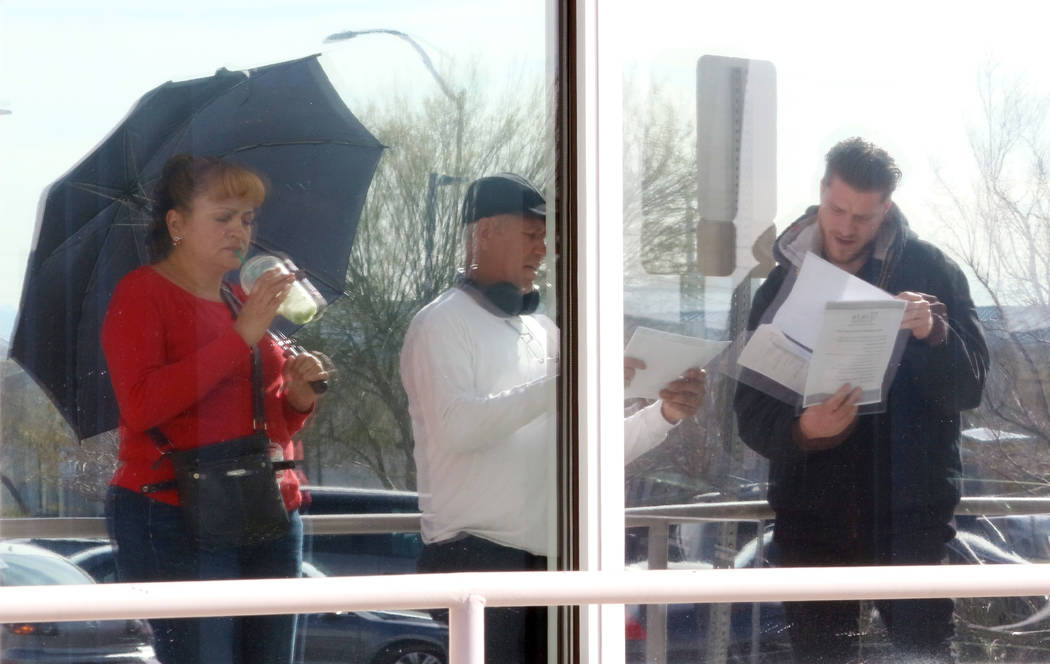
[401,173,705,663]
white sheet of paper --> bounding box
[773,252,896,349]
[737,323,811,396]
[623,327,729,400]
[802,299,907,407]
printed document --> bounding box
[737,252,907,408]
[737,324,810,395]
[773,252,897,349]
[802,299,907,407]
[624,327,729,400]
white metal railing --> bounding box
[0,513,420,539]
[4,498,1050,664]
[3,566,1050,664]
[623,497,1050,664]
[5,495,1049,539]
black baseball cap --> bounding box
[461,173,546,224]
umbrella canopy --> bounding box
[10,55,384,440]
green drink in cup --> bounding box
[239,253,326,325]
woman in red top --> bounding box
[102,154,327,664]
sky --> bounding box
[617,0,1050,318]
[0,0,545,340]
[2,0,1049,339]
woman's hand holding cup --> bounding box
[233,268,294,346]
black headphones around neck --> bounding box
[458,278,540,316]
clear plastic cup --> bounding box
[239,254,326,325]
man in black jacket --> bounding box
[734,138,988,663]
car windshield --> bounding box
[0,551,94,586]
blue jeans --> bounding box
[106,486,302,664]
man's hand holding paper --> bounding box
[772,251,899,349]
[738,252,912,410]
[801,298,907,407]
[623,327,728,402]
[797,289,947,439]
[795,383,861,452]
[656,368,706,424]
[896,291,950,343]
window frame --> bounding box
[4,2,1050,664]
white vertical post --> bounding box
[448,594,486,664]
[577,0,626,662]
[644,522,670,664]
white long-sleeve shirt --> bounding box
[401,287,674,556]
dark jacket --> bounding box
[733,206,989,540]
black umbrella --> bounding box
[10,55,384,440]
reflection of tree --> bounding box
[0,72,549,501]
[935,65,1050,492]
[623,74,698,278]
[1,473,29,514]
[295,74,547,490]
[622,76,766,501]
[622,75,708,493]
[1,360,79,515]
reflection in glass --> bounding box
[621,6,1050,660]
[402,173,554,664]
[0,541,157,662]
[99,154,319,663]
[2,2,556,662]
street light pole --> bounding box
[424,173,468,296]
[325,28,467,294]
[324,28,465,173]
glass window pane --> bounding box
[1,2,561,663]
[622,2,1050,662]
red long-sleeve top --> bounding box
[101,266,310,510]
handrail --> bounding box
[2,566,1050,664]
[4,496,1048,539]
[3,498,1050,664]
[623,496,1050,664]
[624,496,1050,521]
[2,566,1049,617]
[0,513,423,540]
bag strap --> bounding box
[146,282,265,453]
[221,288,298,478]
[220,284,267,432]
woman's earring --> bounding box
[172,235,182,247]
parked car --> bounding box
[956,513,1050,562]
[14,537,112,558]
[625,544,790,664]
[627,525,1050,663]
[17,485,425,575]
[297,563,446,664]
[0,541,158,664]
[68,544,448,664]
[299,486,424,577]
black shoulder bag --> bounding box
[141,285,294,550]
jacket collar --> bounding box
[773,203,913,288]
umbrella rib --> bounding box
[229,138,383,152]
[69,181,152,206]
